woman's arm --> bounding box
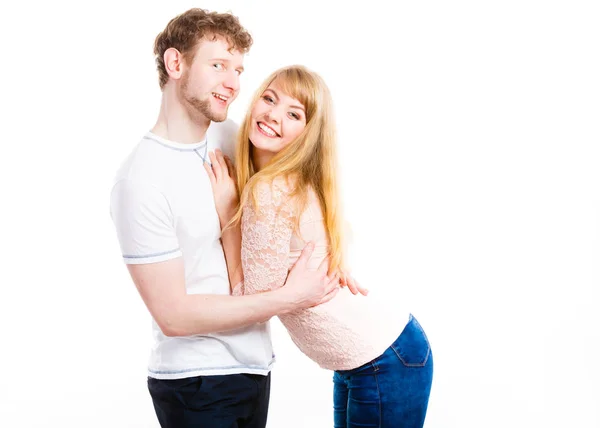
[220,210,244,294]
[203,149,244,293]
[204,151,346,299]
[203,150,295,296]
[241,179,296,294]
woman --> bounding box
[204,65,433,427]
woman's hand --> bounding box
[203,149,238,227]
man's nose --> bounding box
[223,70,239,92]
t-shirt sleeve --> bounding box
[110,178,182,264]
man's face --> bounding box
[179,36,244,123]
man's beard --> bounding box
[180,74,227,123]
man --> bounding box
[109,8,347,428]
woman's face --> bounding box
[249,79,307,156]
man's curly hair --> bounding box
[153,8,253,89]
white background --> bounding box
[1,0,599,427]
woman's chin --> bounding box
[250,136,275,152]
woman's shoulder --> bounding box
[248,177,298,215]
[254,176,293,199]
[251,176,323,217]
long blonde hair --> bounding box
[231,65,345,272]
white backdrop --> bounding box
[1,1,599,427]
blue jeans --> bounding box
[333,315,433,428]
[148,373,271,428]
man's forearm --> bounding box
[161,289,295,336]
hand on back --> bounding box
[204,149,238,226]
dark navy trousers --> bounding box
[148,372,271,428]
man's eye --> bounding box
[213,63,224,71]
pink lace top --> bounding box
[233,179,406,371]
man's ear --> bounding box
[164,48,184,81]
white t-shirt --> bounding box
[110,120,274,379]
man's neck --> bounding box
[151,90,211,144]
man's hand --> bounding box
[339,270,369,296]
[278,242,340,310]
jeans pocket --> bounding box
[391,315,431,367]
[148,375,204,407]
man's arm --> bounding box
[111,172,338,337]
[127,242,339,337]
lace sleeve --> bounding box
[237,180,296,295]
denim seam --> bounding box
[374,371,382,428]
[332,374,348,428]
[412,317,431,349]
